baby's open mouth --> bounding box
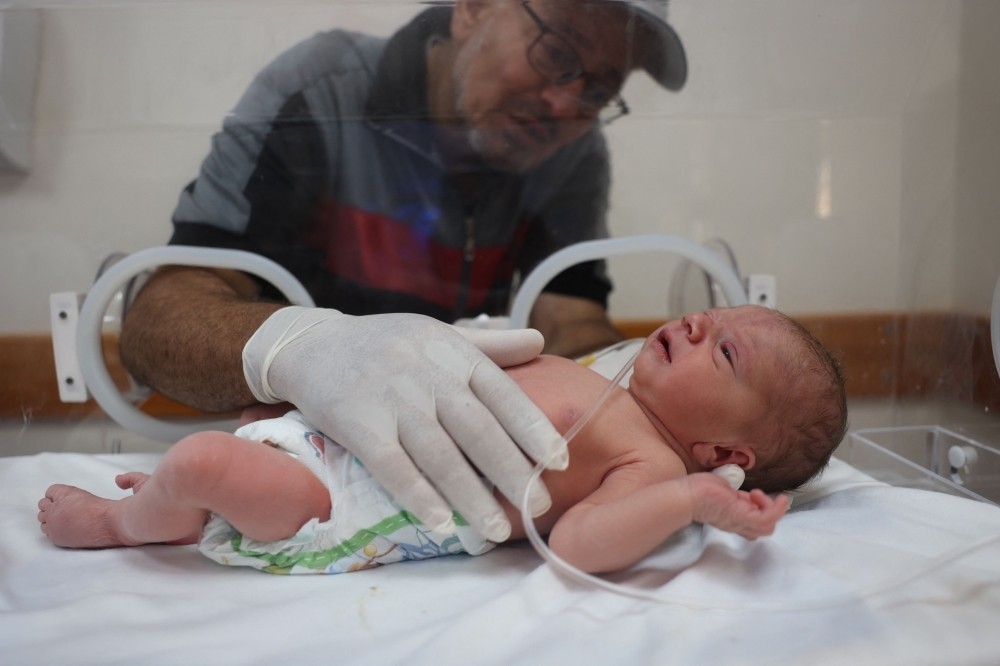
[658,331,671,363]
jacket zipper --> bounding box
[455,215,475,319]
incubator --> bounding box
[2,2,1000,663]
[3,0,998,460]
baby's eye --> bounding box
[721,346,733,364]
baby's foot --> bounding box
[37,484,140,549]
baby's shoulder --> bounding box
[505,355,608,392]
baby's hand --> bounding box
[686,473,789,540]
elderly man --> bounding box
[121,0,686,544]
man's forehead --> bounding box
[534,0,636,49]
[553,18,593,50]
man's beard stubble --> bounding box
[449,24,538,174]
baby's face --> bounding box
[628,306,792,453]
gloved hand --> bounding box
[243,307,568,543]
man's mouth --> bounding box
[509,115,553,146]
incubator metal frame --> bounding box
[508,235,747,329]
[76,246,315,444]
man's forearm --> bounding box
[530,293,623,359]
[120,266,285,412]
[540,319,623,359]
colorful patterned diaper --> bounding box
[198,411,495,574]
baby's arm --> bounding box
[548,469,789,574]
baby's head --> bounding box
[629,305,847,493]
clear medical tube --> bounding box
[520,351,651,598]
[519,352,1000,611]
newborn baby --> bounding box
[38,306,846,575]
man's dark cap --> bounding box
[426,1,687,91]
[615,0,687,91]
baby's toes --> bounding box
[45,484,75,502]
[114,474,128,489]
[115,472,148,491]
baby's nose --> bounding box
[683,312,712,342]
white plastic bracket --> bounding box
[49,291,89,403]
[746,274,777,309]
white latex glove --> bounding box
[243,307,568,542]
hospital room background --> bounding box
[2,0,998,460]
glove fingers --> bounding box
[453,327,544,368]
[468,361,569,471]
[398,409,511,543]
[436,393,552,520]
[346,431,458,536]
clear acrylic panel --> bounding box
[0,0,998,458]
[845,426,1000,505]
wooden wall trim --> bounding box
[1,312,998,420]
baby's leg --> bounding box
[38,431,331,548]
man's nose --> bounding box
[539,78,586,120]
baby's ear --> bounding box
[692,442,756,471]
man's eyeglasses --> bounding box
[521,2,630,126]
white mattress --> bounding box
[3,451,1000,666]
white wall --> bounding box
[951,0,1000,314]
[606,0,966,318]
[0,0,995,333]
[895,0,960,312]
[0,0,420,334]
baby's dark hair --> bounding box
[741,312,848,494]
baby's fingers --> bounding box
[763,494,790,521]
[744,495,790,537]
[748,488,772,509]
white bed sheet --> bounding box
[3,451,1000,666]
